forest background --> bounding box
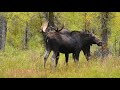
[0,12,120,78]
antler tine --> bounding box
[58,24,64,31]
[49,24,64,32]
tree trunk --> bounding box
[48,12,54,27]
[0,16,7,50]
[94,12,111,58]
[23,22,29,50]
[101,12,110,45]
[119,41,120,56]
[100,12,110,57]
[84,12,90,31]
[84,12,87,31]
[43,12,49,22]
[114,36,117,55]
[43,12,55,27]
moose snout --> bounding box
[97,41,103,46]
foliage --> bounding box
[0,12,120,54]
[4,12,42,49]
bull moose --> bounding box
[41,22,103,68]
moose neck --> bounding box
[80,33,92,46]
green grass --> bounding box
[0,48,120,78]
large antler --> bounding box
[58,24,64,32]
[49,24,64,32]
[41,21,49,32]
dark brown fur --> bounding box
[43,28,102,68]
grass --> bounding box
[0,48,120,78]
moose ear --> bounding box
[88,30,90,33]
[41,21,49,32]
[86,30,90,34]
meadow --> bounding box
[0,46,120,78]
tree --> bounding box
[83,12,91,32]
[43,12,55,27]
[100,12,111,57]
[22,22,30,50]
[100,12,110,45]
[48,12,54,27]
[0,16,7,50]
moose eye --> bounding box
[92,36,95,39]
[86,34,90,36]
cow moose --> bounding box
[41,22,103,68]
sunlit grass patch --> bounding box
[0,49,120,78]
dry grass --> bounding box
[0,48,120,78]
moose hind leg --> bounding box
[74,52,80,63]
[44,50,51,68]
[55,52,59,67]
[51,51,58,68]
